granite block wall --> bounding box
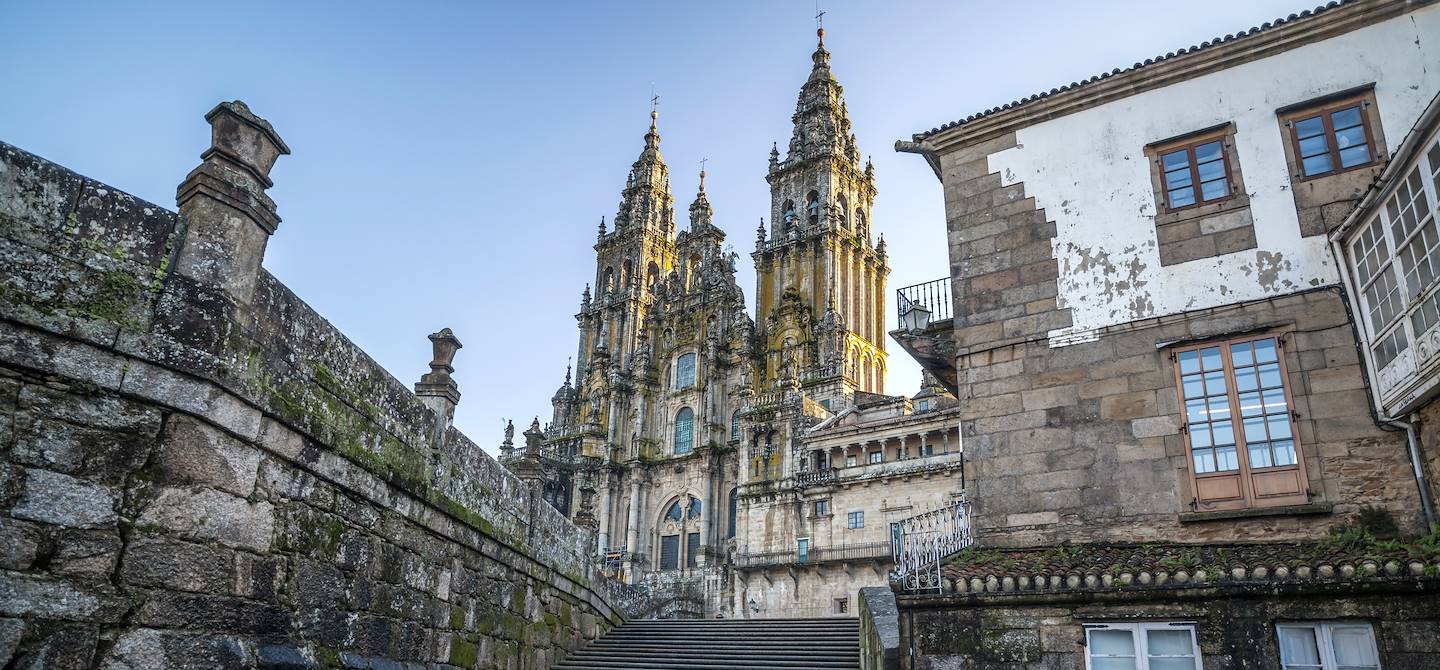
[0,122,624,670]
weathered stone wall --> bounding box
[1414,400,1440,524]
[954,285,1422,546]
[897,584,1440,670]
[0,128,623,669]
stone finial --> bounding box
[415,328,463,405]
[175,100,291,302]
[414,328,463,442]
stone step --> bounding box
[555,618,861,670]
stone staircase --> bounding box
[553,618,861,669]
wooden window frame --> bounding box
[1281,92,1380,182]
[1170,332,1311,512]
[1152,127,1239,214]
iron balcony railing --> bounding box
[734,541,892,569]
[889,498,974,593]
[896,277,953,326]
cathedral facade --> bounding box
[502,30,965,619]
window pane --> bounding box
[1197,159,1225,183]
[1249,441,1274,468]
[1090,630,1136,656]
[1200,178,1229,201]
[1303,154,1334,176]
[1149,661,1196,670]
[1216,445,1239,471]
[1244,416,1269,444]
[1330,626,1379,669]
[1146,629,1194,655]
[1165,166,1194,188]
[1259,363,1282,388]
[1201,347,1223,370]
[1091,660,1137,670]
[1298,134,1330,158]
[1204,370,1228,395]
[1238,391,1262,417]
[1255,339,1278,363]
[1161,150,1190,171]
[1339,144,1371,168]
[1268,415,1292,440]
[1279,627,1322,667]
[1213,420,1235,446]
[1330,106,1363,131]
[1294,116,1326,139]
[1169,186,1196,208]
[1194,141,1223,163]
[1191,426,1212,448]
[1193,448,1215,474]
[1207,397,1231,422]
[1182,374,1204,399]
[1235,368,1259,393]
[1273,440,1296,466]
[1231,342,1254,367]
[1178,351,1200,375]
[1186,398,1208,422]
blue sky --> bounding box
[1,0,1306,452]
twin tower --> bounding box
[533,31,889,529]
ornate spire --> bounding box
[688,166,713,230]
[613,110,675,235]
[782,26,861,166]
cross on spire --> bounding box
[815,1,826,41]
[699,157,709,185]
[649,84,660,130]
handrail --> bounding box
[889,498,973,593]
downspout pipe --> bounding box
[1381,416,1437,532]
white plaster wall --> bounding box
[985,7,1440,341]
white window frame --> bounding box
[1347,137,1440,382]
[1083,622,1201,670]
[1277,622,1381,670]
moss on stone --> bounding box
[449,638,478,666]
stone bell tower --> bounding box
[754,28,889,398]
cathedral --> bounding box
[502,29,965,619]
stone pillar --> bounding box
[597,473,614,552]
[414,328,463,441]
[625,476,642,552]
[175,100,290,303]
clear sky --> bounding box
[1,0,1307,452]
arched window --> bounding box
[622,259,634,287]
[603,266,615,293]
[806,190,821,224]
[837,195,849,229]
[782,200,796,231]
[727,488,738,538]
[646,261,660,289]
[855,209,867,238]
[673,353,696,389]
[674,407,695,454]
[675,353,696,389]
[730,410,742,443]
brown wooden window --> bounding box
[1284,95,1378,179]
[1172,335,1309,510]
[1156,130,1235,211]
